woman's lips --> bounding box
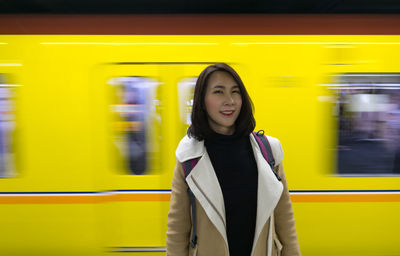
[220,110,234,117]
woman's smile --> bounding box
[220,110,235,117]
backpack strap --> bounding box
[182,158,200,177]
[181,157,200,248]
[252,130,282,181]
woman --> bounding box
[167,63,300,256]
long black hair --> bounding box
[187,63,256,140]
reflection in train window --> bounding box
[178,77,196,136]
[109,76,161,175]
[329,73,400,175]
[0,74,17,178]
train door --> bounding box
[94,63,211,254]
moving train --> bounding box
[0,15,399,256]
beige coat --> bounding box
[167,134,301,256]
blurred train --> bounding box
[0,15,399,256]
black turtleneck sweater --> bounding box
[205,132,258,256]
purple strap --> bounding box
[252,132,270,163]
[183,157,200,177]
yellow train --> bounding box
[0,15,399,256]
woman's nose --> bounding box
[224,94,235,105]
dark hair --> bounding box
[187,63,256,140]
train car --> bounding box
[0,15,399,256]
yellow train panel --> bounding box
[0,34,399,255]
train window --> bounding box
[178,77,196,137]
[109,76,161,175]
[0,74,17,178]
[329,73,400,175]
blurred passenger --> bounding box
[0,87,14,178]
[113,82,147,175]
[167,63,300,256]
[125,87,146,175]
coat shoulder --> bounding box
[265,135,284,166]
[175,135,205,163]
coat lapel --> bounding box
[185,151,228,250]
[176,136,228,249]
[249,134,284,256]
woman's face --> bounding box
[204,71,242,135]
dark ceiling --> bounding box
[1,0,400,14]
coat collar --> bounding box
[176,134,284,255]
[175,134,284,167]
[175,135,205,163]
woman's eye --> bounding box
[214,90,223,94]
[233,90,241,94]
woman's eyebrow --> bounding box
[212,84,239,89]
[212,85,225,89]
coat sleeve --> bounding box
[166,161,191,256]
[274,163,301,256]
